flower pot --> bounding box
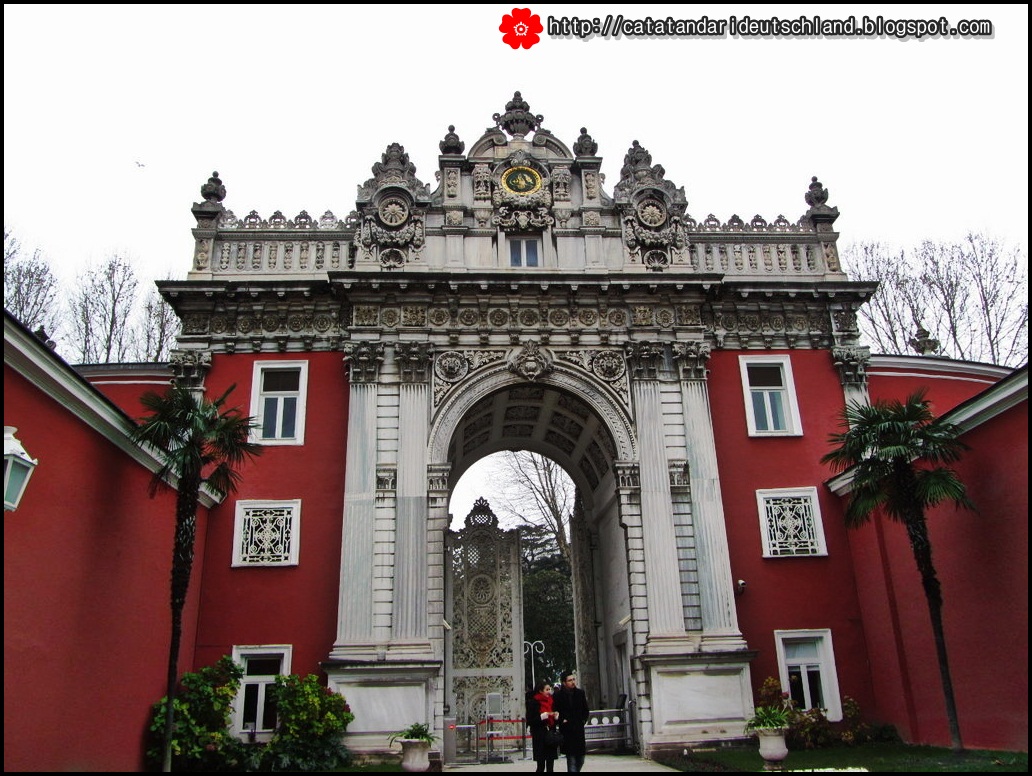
[755,727,789,771]
[398,739,431,772]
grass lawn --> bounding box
[668,742,1028,772]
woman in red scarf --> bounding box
[526,680,560,772]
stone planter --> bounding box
[755,727,789,771]
[397,739,432,772]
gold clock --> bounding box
[501,166,542,195]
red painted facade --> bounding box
[847,372,1028,750]
[190,352,349,675]
[5,303,1027,770]
[3,344,210,771]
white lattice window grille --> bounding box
[249,361,309,445]
[233,499,301,567]
[231,645,293,741]
[774,630,842,721]
[508,237,541,267]
[757,487,827,557]
[739,355,803,436]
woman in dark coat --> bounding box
[526,679,560,772]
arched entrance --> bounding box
[434,367,637,730]
[322,332,756,756]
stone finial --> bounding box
[493,91,543,137]
[909,325,941,356]
[621,141,653,181]
[804,176,829,208]
[439,125,465,155]
[614,141,686,207]
[573,127,598,157]
[358,143,428,200]
[200,171,226,204]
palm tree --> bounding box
[131,385,261,771]
[822,389,972,753]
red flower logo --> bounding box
[500,8,543,49]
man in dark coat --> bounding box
[553,671,590,772]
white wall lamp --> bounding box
[4,426,38,511]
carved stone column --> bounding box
[170,349,211,394]
[333,341,385,656]
[624,342,687,640]
[393,343,433,651]
[832,345,871,410]
[672,342,747,650]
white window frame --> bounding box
[249,360,309,445]
[773,629,842,721]
[506,235,542,268]
[232,499,302,567]
[739,355,803,437]
[231,644,293,742]
[756,487,828,558]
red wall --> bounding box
[847,395,1028,751]
[868,365,1001,414]
[707,349,877,716]
[3,366,208,771]
[190,352,348,680]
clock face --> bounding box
[502,166,542,195]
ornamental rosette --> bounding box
[499,8,543,49]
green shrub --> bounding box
[148,660,356,772]
[259,674,355,772]
[146,656,249,772]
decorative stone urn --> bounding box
[397,739,431,772]
[756,728,789,771]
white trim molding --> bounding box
[773,628,842,721]
[739,355,804,437]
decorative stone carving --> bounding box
[615,462,641,489]
[439,125,465,155]
[376,465,397,493]
[343,340,385,383]
[591,350,626,381]
[193,239,210,270]
[444,169,460,199]
[473,164,492,200]
[507,340,554,381]
[170,349,211,391]
[493,91,543,137]
[552,166,571,201]
[378,196,409,227]
[832,346,871,387]
[805,176,830,208]
[671,341,712,381]
[358,143,430,201]
[200,171,226,204]
[573,127,598,157]
[668,460,691,491]
[625,341,664,379]
[909,325,940,356]
[395,342,434,383]
[435,351,470,382]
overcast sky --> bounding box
[5,4,1027,521]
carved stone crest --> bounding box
[507,341,554,381]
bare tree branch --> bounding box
[843,235,1028,367]
[4,229,61,336]
[493,451,574,564]
[68,255,140,363]
[132,284,180,362]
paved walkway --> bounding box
[444,753,679,772]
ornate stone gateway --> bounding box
[165,92,872,756]
[445,498,523,726]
